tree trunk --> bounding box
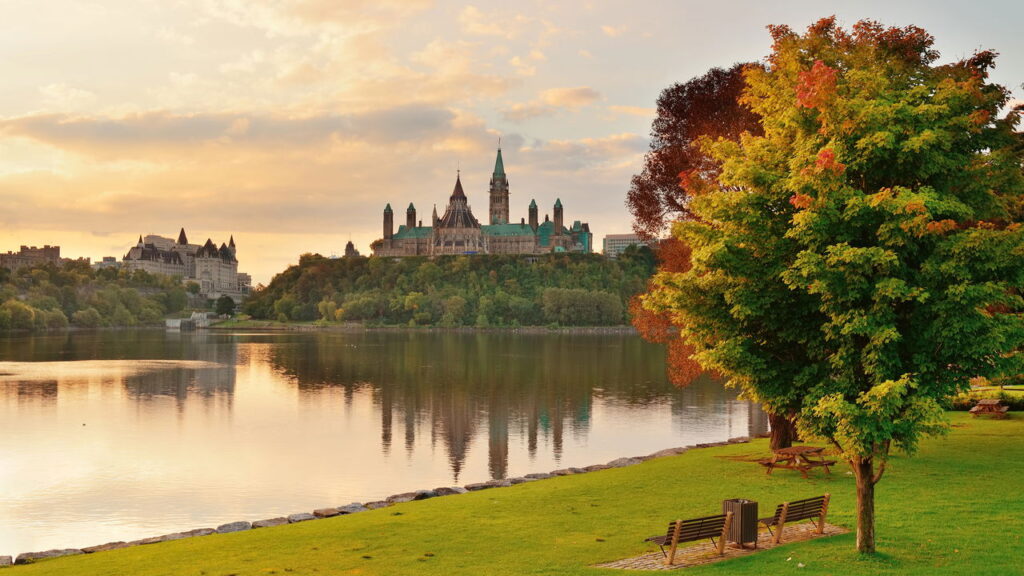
[768,412,798,450]
[852,457,876,553]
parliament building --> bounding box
[372,148,592,257]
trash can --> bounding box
[722,498,758,548]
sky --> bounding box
[1,0,1022,284]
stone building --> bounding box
[0,245,87,271]
[122,229,251,302]
[372,148,592,257]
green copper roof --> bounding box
[482,223,535,237]
[493,148,505,177]
[529,199,537,209]
[554,198,562,208]
[393,225,432,239]
[384,203,393,213]
[407,202,415,212]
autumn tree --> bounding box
[627,63,763,239]
[646,17,1024,553]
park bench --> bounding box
[969,398,1010,419]
[759,494,830,545]
[644,512,733,566]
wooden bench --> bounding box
[759,494,830,545]
[969,398,1010,419]
[645,512,733,566]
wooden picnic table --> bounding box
[759,445,836,479]
[969,398,1010,419]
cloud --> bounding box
[0,105,458,156]
[519,133,647,172]
[601,25,625,38]
[607,105,655,117]
[38,84,97,113]
[501,86,602,122]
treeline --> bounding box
[0,261,196,331]
[244,249,656,327]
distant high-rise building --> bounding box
[602,234,646,258]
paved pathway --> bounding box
[595,522,848,571]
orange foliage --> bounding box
[657,236,693,273]
[815,148,845,174]
[795,60,838,109]
[666,339,707,387]
[925,219,958,234]
[789,193,814,209]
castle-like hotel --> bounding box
[122,229,251,302]
[372,148,592,257]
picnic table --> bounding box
[969,398,1010,419]
[759,446,836,479]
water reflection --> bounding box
[0,330,765,557]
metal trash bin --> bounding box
[722,498,758,548]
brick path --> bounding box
[595,522,847,571]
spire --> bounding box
[451,172,466,199]
[229,235,235,248]
[529,199,537,208]
[384,203,393,213]
[554,198,562,208]
[407,202,415,212]
[137,235,143,245]
[177,228,188,245]
[493,145,505,177]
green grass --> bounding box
[13,412,1023,575]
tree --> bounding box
[646,17,1024,553]
[628,65,800,448]
[627,63,763,240]
[215,295,236,316]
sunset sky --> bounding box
[2,0,1021,283]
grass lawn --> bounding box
[12,412,1023,575]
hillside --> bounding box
[243,250,656,327]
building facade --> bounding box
[122,229,251,302]
[602,234,647,258]
[0,245,90,271]
[372,148,592,257]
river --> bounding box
[0,329,766,557]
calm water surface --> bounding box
[0,330,766,557]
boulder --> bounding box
[386,492,417,504]
[550,468,577,476]
[337,503,370,514]
[216,521,252,533]
[183,528,216,537]
[606,457,642,468]
[0,556,11,567]
[432,486,468,496]
[364,501,391,510]
[313,508,340,518]
[525,472,555,479]
[253,517,289,528]
[412,489,438,500]
[507,477,529,485]
[646,447,687,460]
[487,479,512,488]
[728,436,750,444]
[129,536,167,546]
[584,464,611,472]
[287,513,316,523]
[464,482,493,491]
[15,549,82,564]
[82,542,129,554]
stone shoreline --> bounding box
[1,436,751,567]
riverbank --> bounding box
[209,318,638,335]
[9,412,1021,575]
